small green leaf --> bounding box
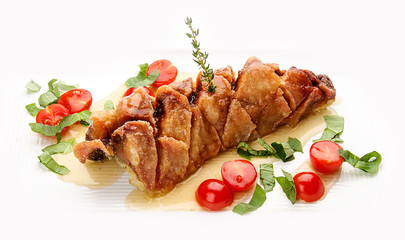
[25,103,42,116]
[38,152,70,175]
[104,100,115,110]
[38,91,58,108]
[236,142,272,160]
[271,141,295,162]
[232,184,267,215]
[125,63,160,88]
[313,115,344,143]
[260,163,275,192]
[25,80,41,93]
[42,138,77,155]
[276,170,296,204]
[287,137,303,153]
[339,149,382,173]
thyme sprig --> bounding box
[185,17,216,93]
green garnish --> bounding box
[25,103,42,116]
[29,110,91,136]
[25,80,41,93]
[185,17,216,93]
[42,138,77,155]
[339,149,382,173]
[237,137,302,161]
[313,115,344,143]
[38,79,77,108]
[104,100,115,110]
[237,140,272,160]
[276,170,296,204]
[125,63,160,88]
[260,163,276,192]
[232,184,267,215]
[38,151,70,175]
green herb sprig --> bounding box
[185,17,216,93]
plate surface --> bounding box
[0,0,403,239]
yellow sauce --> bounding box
[54,72,337,211]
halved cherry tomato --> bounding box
[123,87,155,98]
[58,89,92,114]
[147,59,178,88]
[221,160,257,192]
[195,179,234,211]
[36,104,70,133]
[294,172,325,203]
[310,140,344,174]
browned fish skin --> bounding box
[73,56,336,196]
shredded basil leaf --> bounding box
[257,138,275,154]
[25,103,42,116]
[260,163,275,192]
[125,63,160,88]
[236,141,272,160]
[38,91,58,108]
[26,80,41,93]
[42,138,77,155]
[38,152,70,175]
[276,170,296,204]
[104,100,115,110]
[339,149,382,173]
[313,115,344,143]
[37,79,78,107]
[232,184,267,215]
[237,138,302,161]
[29,110,91,136]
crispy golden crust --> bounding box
[73,56,336,196]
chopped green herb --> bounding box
[313,115,344,143]
[42,138,77,155]
[38,152,70,175]
[276,170,296,204]
[125,63,160,88]
[25,103,42,116]
[236,140,272,160]
[37,79,78,107]
[237,137,302,162]
[339,149,382,173]
[38,91,58,108]
[260,163,275,192]
[29,110,91,136]
[104,100,115,110]
[25,80,41,93]
[232,184,267,215]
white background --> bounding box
[0,0,403,239]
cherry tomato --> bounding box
[221,160,257,192]
[294,172,325,203]
[310,140,344,174]
[195,179,234,211]
[147,59,178,88]
[36,104,70,133]
[123,87,155,98]
[58,89,92,114]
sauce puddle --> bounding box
[54,72,338,210]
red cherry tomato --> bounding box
[195,179,234,211]
[221,160,257,192]
[58,89,92,114]
[310,140,344,174]
[36,104,70,133]
[294,172,325,203]
[147,59,178,88]
[123,87,155,98]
